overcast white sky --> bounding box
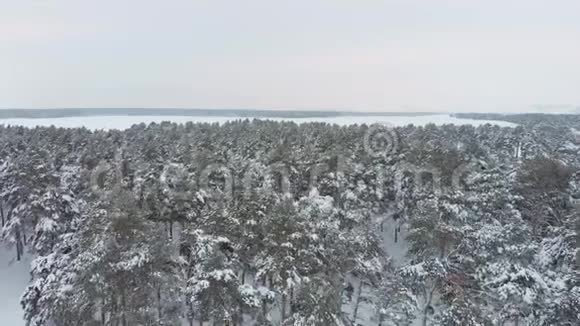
[0,0,579,112]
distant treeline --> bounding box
[454,112,580,128]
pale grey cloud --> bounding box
[1,0,579,112]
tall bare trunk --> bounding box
[121,291,127,326]
[352,281,364,323]
[261,299,268,321]
[100,297,106,325]
[289,286,294,315]
[188,302,195,326]
[22,225,27,245]
[422,285,437,326]
[157,285,162,321]
[0,203,5,227]
[15,227,22,261]
[281,293,287,321]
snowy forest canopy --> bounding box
[0,117,579,326]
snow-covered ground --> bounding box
[0,114,516,130]
[0,247,30,325]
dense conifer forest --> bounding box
[1,118,578,325]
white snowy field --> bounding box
[0,247,31,326]
[0,114,516,130]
